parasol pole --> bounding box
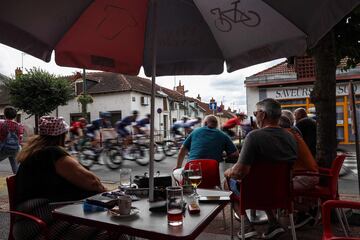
[149,0,158,202]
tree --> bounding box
[310,7,360,167]
[5,67,74,134]
[77,93,93,118]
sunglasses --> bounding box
[253,110,263,117]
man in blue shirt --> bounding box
[175,115,239,169]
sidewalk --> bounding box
[1,172,360,240]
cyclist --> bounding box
[115,110,139,149]
[70,118,87,138]
[221,112,247,138]
[171,116,189,137]
[183,117,202,135]
[133,114,150,135]
[86,111,112,148]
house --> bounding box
[245,57,360,144]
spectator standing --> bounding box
[225,98,297,239]
[0,106,24,173]
[175,115,239,168]
[294,108,317,158]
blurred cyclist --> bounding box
[171,116,189,137]
[115,110,139,149]
[221,112,247,137]
[70,118,87,139]
[133,114,151,135]
[86,111,112,148]
[183,117,202,135]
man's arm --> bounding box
[224,162,251,180]
[175,145,188,169]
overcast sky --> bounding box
[0,43,284,112]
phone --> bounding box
[250,116,254,127]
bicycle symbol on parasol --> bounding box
[210,0,261,32]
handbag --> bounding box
[133,171,172,189]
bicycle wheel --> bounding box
[214,18,232,32]
[242,11,261,27]
[133,144,150,166]
[163,140,178,157]
[104,148,123,170]
[153,143,166,162]
[77,148,95,169]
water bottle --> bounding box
[83,202,107,213]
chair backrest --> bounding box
[329,154,346,198]
[239,161,293,214]
[6,175,16,240]
[184,159,221,189]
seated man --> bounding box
[175,115,239,169]
[279,115,319,228]
[222,112,247,137]
[225,98,297,239]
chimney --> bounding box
[220,101,224,110]
[196,94,201,101]
[15,67,22,78]
[176,80,185,95]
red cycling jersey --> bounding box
[223,117,241,129]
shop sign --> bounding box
[266,82,360,100]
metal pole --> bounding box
[83,68,87,94]
[350,82,360,194]
[149,0,158,202]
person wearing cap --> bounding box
[221,112,247,137]
[14,116,124,240]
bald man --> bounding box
[175,115,239,169]
[294,108,317,157]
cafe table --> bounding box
[52,189,232,240]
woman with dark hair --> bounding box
[14,116,126,240]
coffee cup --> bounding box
[118,195,132,215]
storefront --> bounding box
[245,61,360,144]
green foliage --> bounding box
[334,6,360,70]
[77,94,93,105]
[4,67,74,117]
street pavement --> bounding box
[0,149,359,239]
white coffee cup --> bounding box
[118,195,132,215]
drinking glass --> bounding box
[188,162,202,198]
[166,186,183,226]
[120,168,132,188]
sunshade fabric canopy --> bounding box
[1,0,359,76]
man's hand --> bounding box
[224,168,232,179]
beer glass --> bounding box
[166,186,183,226]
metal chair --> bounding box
[6,175,49,240]
[322,200,360,240]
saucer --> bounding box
[108,206,140,218]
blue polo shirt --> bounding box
[183,126,237,162]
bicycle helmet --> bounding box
[79,118,87,124]
[132,110,139,115]
[100,111,111,118]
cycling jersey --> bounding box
[136,118,150,128]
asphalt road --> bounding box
[0,153,358,195]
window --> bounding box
[132,96,136,102]
[163,98,168,111]
[70,113,90,124]
[76,82,83,95]
[109,111,122,126]
[141,96,149,106]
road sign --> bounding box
[157,108,162,114]
[209,102,217,111]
